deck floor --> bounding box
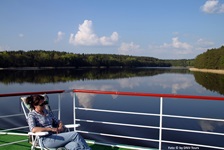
[0,134,129,150]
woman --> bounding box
[26,95,91,150]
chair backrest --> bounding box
[21,94,50,119]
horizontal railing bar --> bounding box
[76,119,159,129]
[77,107,224,122]
[86,140,119,149]
[0,90,65,97]
[162,140,224,150]
[0,139,27,147]
[0,126,28,132]
[163,127,224,136]
[76,119,224,137]
[77,130,159,143]
[1,89,223,101]
[75,107,159,117]
[73,89,224,101]
[163,114,224,122]
[0,132,27,136]
[0,113,24,119]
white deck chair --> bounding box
[21,94,80,150]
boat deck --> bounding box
[1,131,156,150]
[0,134,130,150]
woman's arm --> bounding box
[49,110,64,133]
[32,126,57,133]
[28,111,60,133]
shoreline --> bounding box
[189,68,224,75]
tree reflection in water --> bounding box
[0,68,190,84]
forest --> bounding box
[0,50,193,68]
[194,46,224,69]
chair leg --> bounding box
[31,145,35,150]
[38,137,45,150]
[33,135,42,150]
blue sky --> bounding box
[0,0,224,59]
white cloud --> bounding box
[196,38,214,48]
[148,37,194,59]
[0,45,10,51]
[157,37,192,50]
[171,37,192,50]
[55,31,65,43]
[70,20,98,46]
[69,20,119,46]
[201,0,224,13]
[100,32,119,46]
[220,3,224,12]
[201,0,219,13]
[0,46,4,51]
[118,42,140,55]
[19,33,24,38]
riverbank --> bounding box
[189,68,224,74]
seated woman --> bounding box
[26,94,91,150]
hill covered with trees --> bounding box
[194,46,224,69]
[0,50,193,68]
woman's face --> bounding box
[35,99,45,109]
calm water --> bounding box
[1,68,224,149]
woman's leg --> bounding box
[64,132,90,150]
[41,131,90,150]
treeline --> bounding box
[194,46,224,69]
[164,59,194,67]
[0,50,193,68]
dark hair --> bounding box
[26,95,45,110]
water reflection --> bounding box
[1,68,223,111]
[150,74,195,94]
[1,68,224,96]
[193,71,224,95]
[71,83,117,108]
[0,68,190,84]
[199,120,224,132]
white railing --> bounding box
[72,89,224,150]
[1,89,224,149]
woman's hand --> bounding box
[50,126,64,134]
[57,126,64,133]
[57,121,64,133]
[50,127,59,133]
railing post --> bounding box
[159,97,163,150]
[58,94,61,120]
[73,92,77,131]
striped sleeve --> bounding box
[27,111,36,132]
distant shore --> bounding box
[189,68,224,74]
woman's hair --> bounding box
[26,95,45,110]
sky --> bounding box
[0,0,224,59]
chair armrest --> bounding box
[28,131,49,136]
[65,124,80,128]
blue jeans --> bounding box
[40,131,91,150]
